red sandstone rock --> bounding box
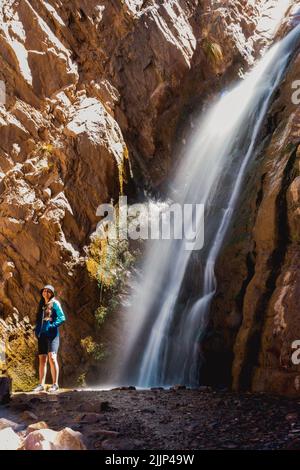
[23,428,58,450]
[25,421,49,435]
[211,51,300,396]
[0,0,295,392]
[53,427,86,450]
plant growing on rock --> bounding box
[80,336,106,362]
[40,143,54,154]
[94,305,108,327]
[84,213,140,383]
[86,236,134,290]
[86,229,137,328]
[77,372,87,387]
[201,29,224,69]
[203,39,223,64]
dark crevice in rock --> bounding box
[255,172,266,210]
[235,251,256,315]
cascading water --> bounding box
[115,23,300,388]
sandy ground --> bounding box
[1,387,300,450]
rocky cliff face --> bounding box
[206,6,300,396]
[0,0,295,390]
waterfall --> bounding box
[115,24,300,388]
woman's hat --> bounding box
[40,284,55,295]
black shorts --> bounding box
[38,334,60,355]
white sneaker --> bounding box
[33,384,45,392]
[48,384,59,393]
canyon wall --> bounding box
[207,7,300,396]
[0,0,296,391]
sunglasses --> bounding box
[43,289,53,294]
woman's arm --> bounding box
[48,300,66,329]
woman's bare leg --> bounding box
[39,354,48,385]
[48,352,59,385]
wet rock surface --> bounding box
[207,30,300,396]
[1,388,300,450]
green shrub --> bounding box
[86,230,137,332]
[86,237,134,289]
[77,372,87,387]
[80,336,106,361]
[203,38,223,65]
[95,305,108,326]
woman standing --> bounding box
[34,285,66,393]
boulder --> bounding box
[25,421,48,435]
[0,427,22,450]
[53,427,86,450]
[23,428,58,450]
[23,426,86,450]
